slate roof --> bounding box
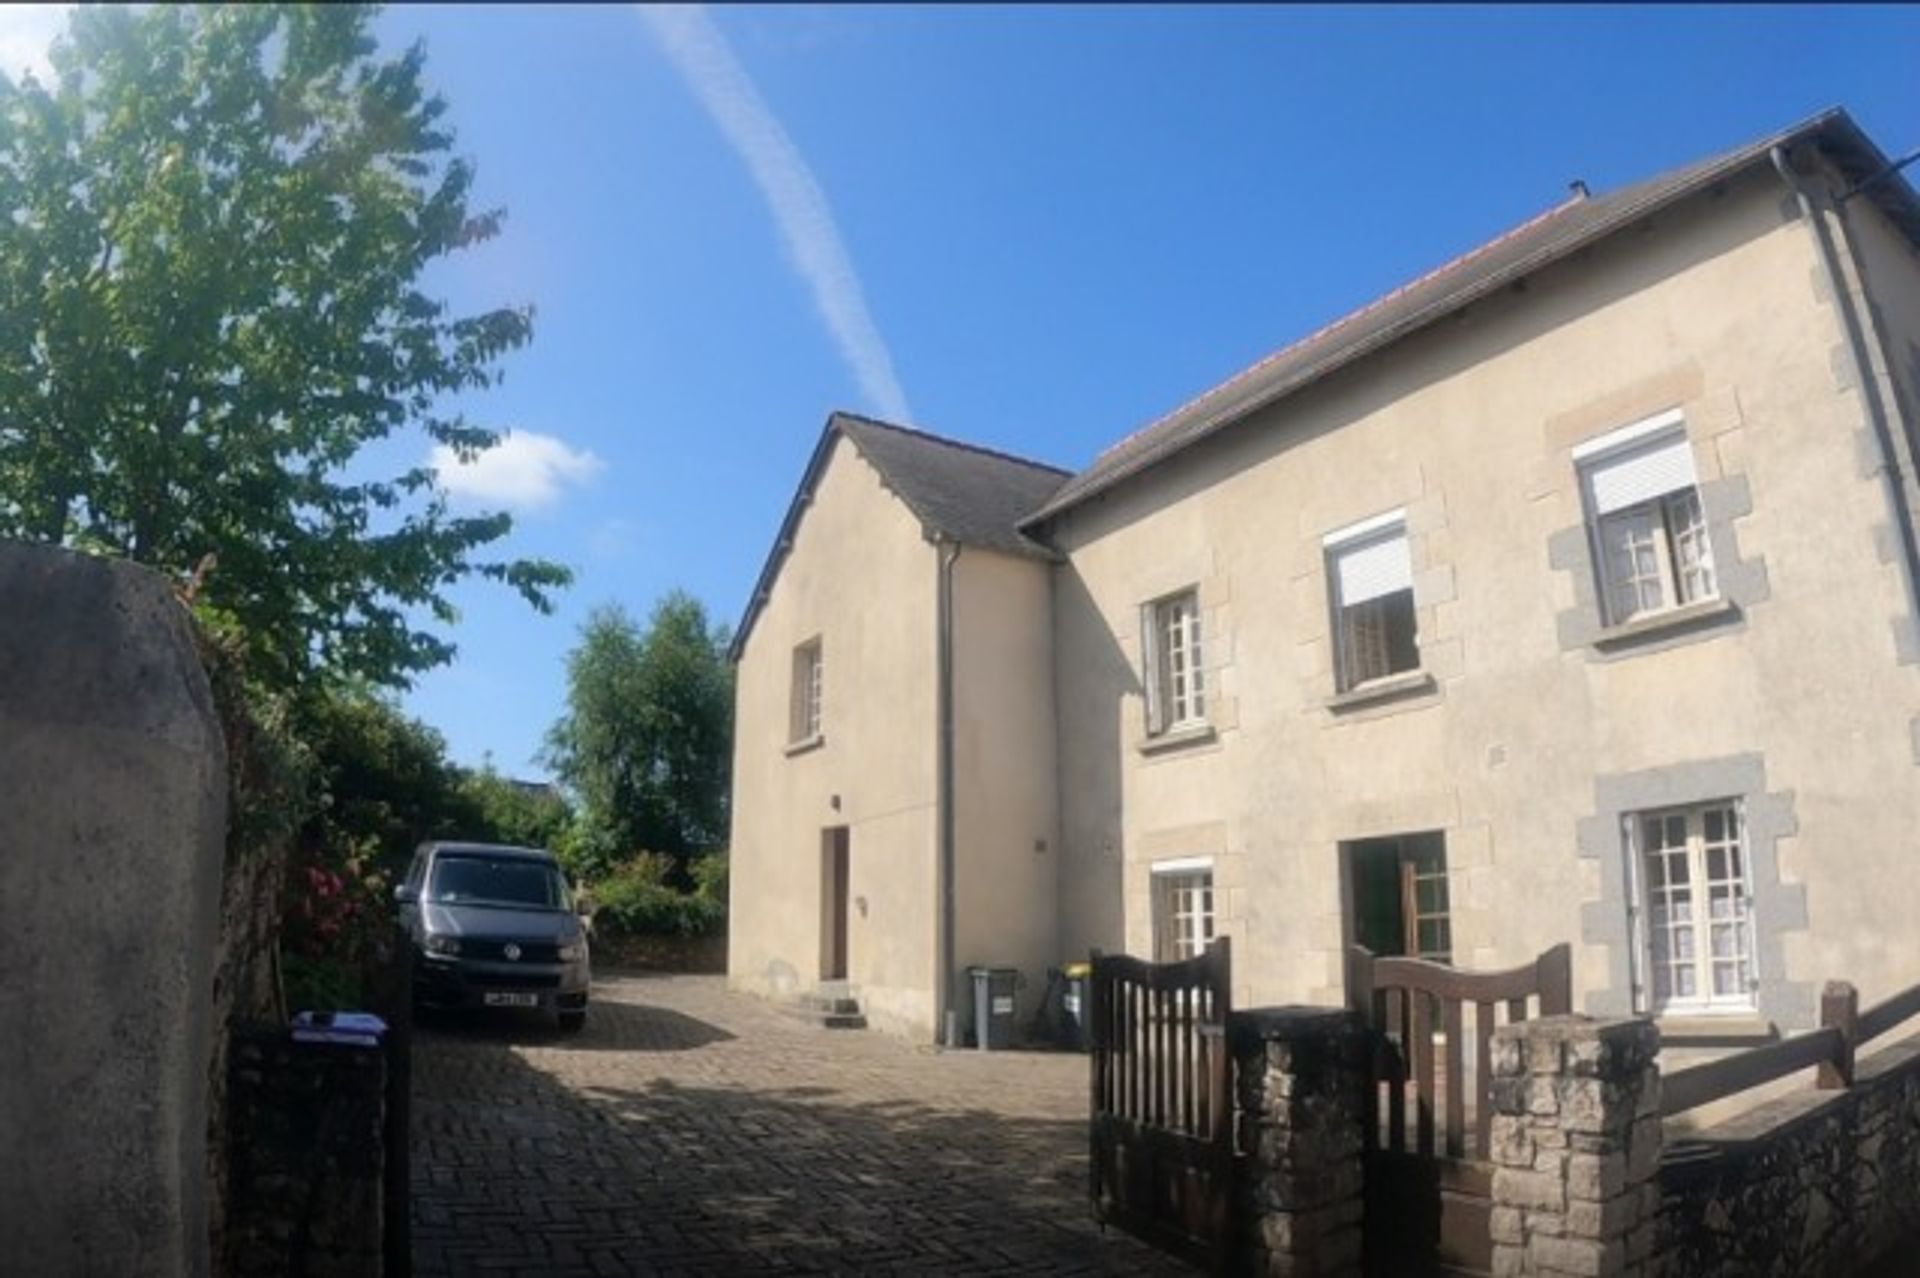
[1023,108,1920,527]
[837,415,1071,558]
[729,412,1069,660]
[731,111,1918,662]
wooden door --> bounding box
[822,827,849,980]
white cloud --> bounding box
[432,431,605,511]
[640,5,912,424]
[0,4,71,83]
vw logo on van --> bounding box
[503,943,522,961]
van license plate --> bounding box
[484,992,539,1008]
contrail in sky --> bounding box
[640,5,912,424]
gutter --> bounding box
[934,536,962,1047]
[1770,144,1920,639]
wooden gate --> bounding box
[1347,943,1572,1276]
[1089,937,1235,1269]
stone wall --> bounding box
[1654,1036,1920,1276]
[596,929,728,973]
[1231,1007,1368,1276]
[1488,1016,1664,1276]
[1209,1005,1920,1276]
[203,634,306,1269]
[225,1031,388,1278]
[0,542,228,1277]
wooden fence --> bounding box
[1088,939,1235,1269]
[1662,976,1920,1118]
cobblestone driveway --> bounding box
[412,973,1190,1276]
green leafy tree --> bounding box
[300,685,482,865]
[0,4,567,690]
[457,766,573,853]
[543,593,734,876]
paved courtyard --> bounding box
[411,973,1190,1276]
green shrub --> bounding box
[593,857,724,938]
[625,850,676,888]
[281,951,364,1014]
[689,851,728,903]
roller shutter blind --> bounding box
[1333,529,1413,606]
[1586,433,1698,515]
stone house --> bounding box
[726,108,1920,1047]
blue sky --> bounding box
[9,5,1914,776]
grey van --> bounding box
[395,841,592,1032]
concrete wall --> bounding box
[1842,178,1920,637]
[1048,168,1920,1026]
[727,436,940,1038]
[1840,178,1920,471]
[951,547,1060,1026]
[0,542,228,1276]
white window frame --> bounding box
[1150,858,1216,962]
[789,638,823,744]
[1141,589,1206,735]
[1323,509,1418,692]
[1623,799,1757,1016]
[1574,411,1718,627]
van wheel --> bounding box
[558,1011,586,1034]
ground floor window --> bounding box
[1151,860,1215,962]
[1344,831,1451,964]
[1629,801,1755,1013]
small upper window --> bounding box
[1143,590,1206,735]
[1324,512,1418,692]
[1576,413,1716,627]
[790,638,822,743]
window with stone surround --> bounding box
[1627,800,1756,1014]
[1142,589,1206,735]
[1576,411,1717,627]
[1324,511,1419,692]
[1151,859,1215,962]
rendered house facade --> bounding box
[727,110,1920,1046]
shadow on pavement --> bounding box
[411,1014,1188,1275]
[416,996,737,1053]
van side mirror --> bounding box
[394,883,419,905]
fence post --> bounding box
[1230,1007,1368,1277]
[1818,980,1859,1090]
[1489,1015,1662,1276]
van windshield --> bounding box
[427,855,568,910]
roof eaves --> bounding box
[1021,109,1893,530]
[726,417,843,664]
[836,411,1073,480]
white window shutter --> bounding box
[1140,604,1164,735]
[1586,433,1698,515]
[1334,529,1413,606]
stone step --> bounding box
[776,988,868,1030]
[796,994,863,1015]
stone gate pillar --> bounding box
[1231,1006,1369,1276]
[0,543,228,1276]
[1488,1015,1663,1277]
